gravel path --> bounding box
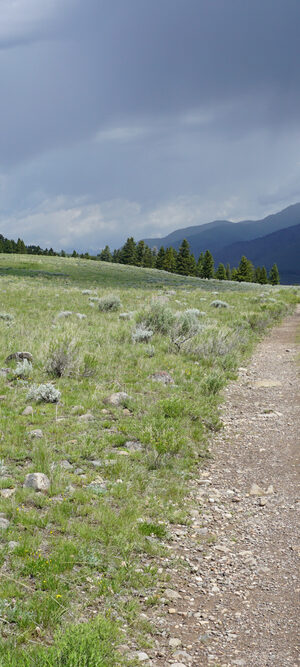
[147,305,300,667]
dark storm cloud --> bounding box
[0,0,300,249]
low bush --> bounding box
[13,359,33,379]
[138,302,175,335]
[210,299,229,308]
[132,325,154,343]
[98,294,122,312]
[170,311,201,351]
[27,383,61,403]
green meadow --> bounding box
[0,254,298,666]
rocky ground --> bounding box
[140,305,300,667]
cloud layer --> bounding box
[1,0,300,250]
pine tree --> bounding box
[176,239,191,275]
[155,246,166,270]
[202,250,214,279]
[72,250,78,257]
[269,263,280,285]
[163,247,177,272]
[135,240,146,266]
[98,245,112,262]
[119,237,136,265]
[236,255,254,282]
[231,267,238,281]
[215,262,226,280]
[16,238,27,254]
[196,252,204,277]
[188,253,197,276]
[226,263,231,280]
[254,266,262,283]
[260,266,268,284]
[143,246,155,268]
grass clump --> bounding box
[45,339,78,377]
[98,294,122,311]
[27,383,61,403]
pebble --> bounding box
[22,406,33,416]
[24,473,50,492]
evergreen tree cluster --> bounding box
[0,231,280,284]
[100,237,280,285]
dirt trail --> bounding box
[149,305,300,667]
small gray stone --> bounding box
[0,517,9,530]
[164,589,182,601]
[74,468,84,475]
[76,313,87,320]
[124,440,143,452]
[90,460,102,467]
[149,371,174,384]
[104,392,129,407]
[136,652,149,662]
[8,541,19,550]
[78,412,94,422]
[29,429,43,439]
[24,473,50,492]
[60,460,73,470]
[0,488,15,499]
[169,638,181,648]
[22,406,33,416]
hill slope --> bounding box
[214,223,300,284]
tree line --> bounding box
[97,237,280,285]
[0,233,280,284]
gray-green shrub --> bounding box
[98,294,122,311]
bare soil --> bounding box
[147,305,300,667]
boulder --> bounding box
[22,406,33,416]
[5,351,33,363]
[24,473,50,492]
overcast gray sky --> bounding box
[1,0,300,251]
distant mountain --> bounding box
[143,203,300,283]
[214,223,300,284]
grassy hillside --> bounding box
[0,255,298,665]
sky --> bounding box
[1,0,300,252]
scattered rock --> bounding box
[76,313,87,320]
[71,405,85,415]
[8,541,18,550]
[0,488,15,499]
[254,379,282,388]
[104,392,129,407]
[169,638,181,648]
[29,429,43,439]
[249,482,264,496]
[74,468,84,475]
[0,368,10,376]
[136,652,149,662]
[60,460,73,470]
[78,412,94,422]
[90,460,102,467]
[5,351,33,363]
[22,406,33,416]
[164,589,182,601]
[124,440,143,452]
[0,395,6,400]
[0,516,10,530]
[24,473,50,492]
[119,312,134,320]
[149,371,174,384]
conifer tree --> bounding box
[269,263,280,285]
[176,239,191,275]
[119,237,136,265]
[215,262,226,280]
[226,263,231,280]
[98,245,112,262]
[231,267,238,281]
[236,255,254,282]
[196,252,204,277]
[163,247,177,272]
[155,246,166,270]
[260,266,268,284]
[188,253,197,276]
[143,246,155,267]
[202,249,214,279]
[254,266,262,283]
[135,240,146,266]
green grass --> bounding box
[0,253,298,665]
